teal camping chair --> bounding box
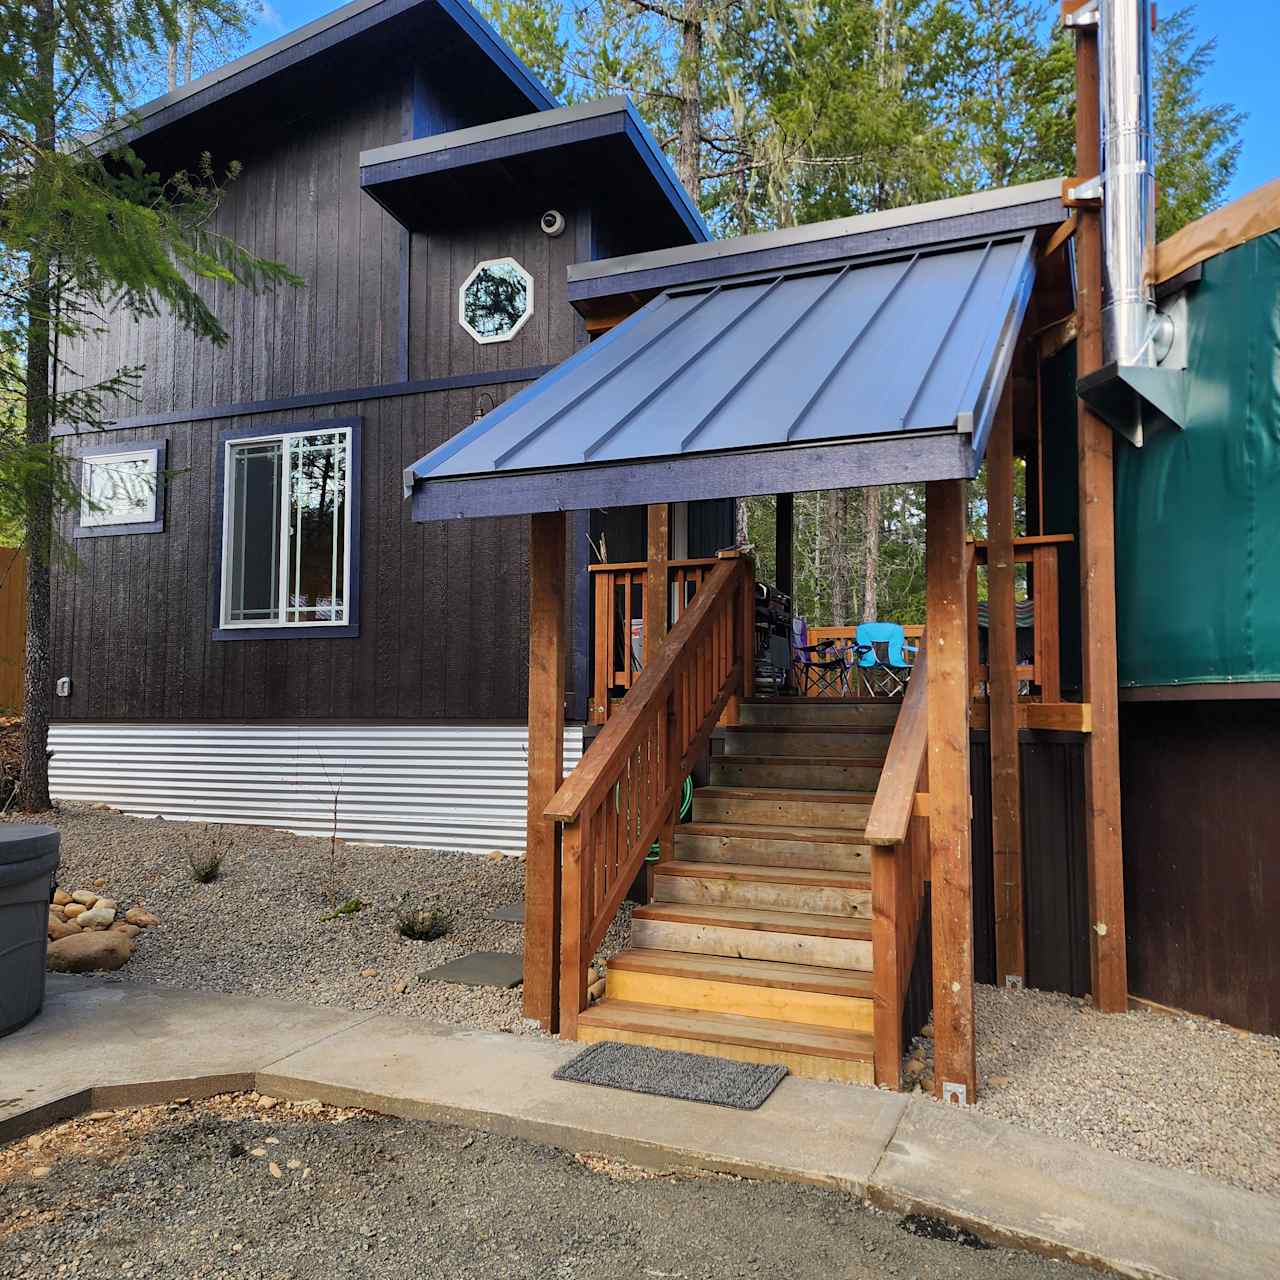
[854,622,917,696]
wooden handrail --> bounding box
[865,644,929,848]
[553,554,754,1037]
[550,556,746,821]
[587,557,719,573]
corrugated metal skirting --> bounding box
[48,723,584,854]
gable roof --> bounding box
[116,0,556,148]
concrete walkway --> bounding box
[4,977,1277,1280]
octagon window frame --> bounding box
[458,256,535,345]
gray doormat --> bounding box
[553,1040,787,1110]
[489,901,525,923]
[418,951,523,988]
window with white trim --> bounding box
[219,426,353,630]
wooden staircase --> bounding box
[548,553,930,1092]
[576,696,899,1084]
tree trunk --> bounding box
[20,0,57,813]
[829,490,851,625]
[862,485,882,622]
[183,7,196,85]
[734,497,749,548]
[677,0,703,199]
[167,40,179,91]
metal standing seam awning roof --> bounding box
[406,231,1038,521]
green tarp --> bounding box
[1115,232,1280,687]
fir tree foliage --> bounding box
[2,0,301,806]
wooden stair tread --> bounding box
[578,1000,874,1062]
[607,948,874,998]
[678,821,872,846]
[695,786,876,804]
[657,861,870,891]
[633,901,872,941]
[724,725,893,736]
[740,696,901,707]
[717,755,886,767]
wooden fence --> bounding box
[0,548,25,715]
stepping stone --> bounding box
[489,901,525,923]
[419,951,524,989]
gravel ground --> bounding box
[912,984,1280,1199]
[26,806,1280,1200]
[0,1095,1095,1280]
[23,804,632,1035]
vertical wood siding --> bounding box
[1121,700,1280,1036]
[52,73,591,725]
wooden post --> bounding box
[926,479,976,1102]
[1074,17,1129,1013]
[644,503,670,665]
[524,510,567,1030]
[988,381,1026,987]
[775,492,794,599]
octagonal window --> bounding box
[459,257,534,344]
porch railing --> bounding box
[589,557,720,722]
[549,552,755,1037]
[969,534,1071,701]
[864,641,932,1089]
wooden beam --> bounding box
[1074,19,1129,1014]
[926,479,976,1103]
[987,381,1025,987]
[970,702,1094,734]
[524,511,567,1029]
[644,504,670,664]
[775,492,794,599]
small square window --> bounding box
[74,444,166,537]
[216,421,360,639]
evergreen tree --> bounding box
[1152,4,1244,238]
[1,0,299,808]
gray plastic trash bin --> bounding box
[0,824,61,1037]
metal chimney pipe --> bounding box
[1098,0,1165,368]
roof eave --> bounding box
[567,180,1065,309]
[110,0,557,149]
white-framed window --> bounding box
[218,423,356,633]
[459,257,534,344]
[76,444,165,535]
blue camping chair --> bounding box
[854,622,917,696]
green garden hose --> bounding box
[646,775,694,862]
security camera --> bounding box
[540,209,566,237]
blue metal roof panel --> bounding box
[408,232,1036,491]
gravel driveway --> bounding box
[0,1096,1095,1280]
[23,804,631,1036]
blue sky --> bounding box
[253,0,1276,202]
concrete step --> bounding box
[710,755,885,792]
[692,787,873,830]
[576,999,875,1085]
[738,697,901,728]
[631,901,873,971]
[653,860,871,918]
[721,725,892,759]
[604,948,874,1033]
[675,822,871,874]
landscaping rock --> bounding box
[52,889,72,906]
[112,922,142,939]
[48,916,82,942]
[71,890,98,907]
[46,931,133,973]
[124,907,160,928]
[77,904,117,930]
[62,903,86,919]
